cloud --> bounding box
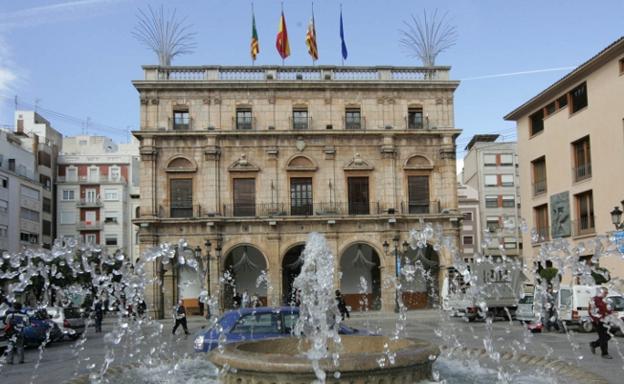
[0,36,19,95]
[0,0,128,30]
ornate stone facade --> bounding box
[133,66,461,317]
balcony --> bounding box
[232,116,256,130]
[159,204,203,219]
[532,180,547,196]
[291,116,312,130]
[77,221,103,231]
[76,198,103,208]
[399,201,441,215]
[169,116,193,131]
[344,116,366,130]
[573,163,592,182]
[57,175,127,184]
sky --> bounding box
[0,0,622,164]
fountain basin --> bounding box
[208,335,439,384]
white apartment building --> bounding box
[462,134,522,259]
[57,136,140,261]
[457,182,481,263]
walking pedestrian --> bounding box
[3,302,30,364]
[335,290,350,320]
[589,287,613,359]
[172,299,189,335]
[93,300,103,333]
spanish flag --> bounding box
[305,13,318,61]
[251,10,259,61]
[276,11,290,60]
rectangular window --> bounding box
[407,107,423,129]
[544,102,556,116]
[463,236,473,245]
[345,108,362,130]
[60,211,76,224]
[290,177,313,215]
[20,232,38,244]
[109,166,121,181]
[570,82,588,113]
[463,212,473,221]
[173,110,190,130]
[21,185,40,200]
[88,166,99,182]
[575,190,595,235]
[530,109,544,136]
[233,178,256,216]
[85,234,97,245]
[170,178,193,218]
[43,197,51,213]
[1,176,7,188]
[0,199,7,213]
[20,207,39,222]
[0,224,7,238]
[485,195,498,208]
[42,220,51,236]
[557,94,568,110]
[85,188,97,203]
[292,108,309,130]
[62,189,75,201]
[66,167,77,181]
[103,188,119,201]
[104,211,119,224]
[484,175,497,186]
[347,177,370,215]
[105,236,118,246]
[534,204,549,242]
[502,195,515,208]
[486,217,500,233]
[572,136,591,181]
[620,58,624,74]
[38,151,51,167]
[483,154,497,166]
[236,108,253,130]
[40,175,51,190]
[504,238,517,249]
[501,174,514,187]
[531,156,547,195]
[407,176,430,213]
[500,154,513,166]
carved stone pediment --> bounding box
[286,155,317,172]
[165,156,197,173]
[228,154,260,172]
[403,155,433,170]
[344,153,374,171]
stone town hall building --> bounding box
[133,65,461,318]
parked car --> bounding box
[557,285,598,332]
[24,308,64,346]
[46,306,86,340]
[194,306,373,353]
[606,294,624,336]
[516,295,536,323]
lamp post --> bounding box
[610,200,624,230]
[204,240,212,298]
[383,236,410,312]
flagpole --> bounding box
[251,1,255,66]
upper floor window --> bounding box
[501,174,514,187]
[0,199,8,213]
[531,156,547,195]
[529,109,544,136]
[233,178,255,216]
[21,185,40,200]
[103,188,119,201]
[290,177,313,215]
[619,57,624,75]
[572,136,591,181]
[486,216,500,233]
[88,166,99,182]
[1,176,7,188]
[42,220,51,236]
[544,101,556,116]
[236,107,253,130]
[502,195,515,208]
[534,204,549,242]
[104,211,119,224]
[66,167,77,182]
[105,236,118,246]
[463,212,473,221]
[43,197,51,213]
[485,195,498,208]
[570,82,587,113]
[292,108,309,130]
[345,107,362,130]
[20,207,40,222]
[483,154,497,166]
[347,177,369,214]
[62,189,75,201]
[575,190,595,236]
[109,166,121,181]
[407,175,430,213]
[59,211,75,224]
[20,232,38,244]
[556,94,568,110]
[500,154,513,166]
[463,236,473,245]
[407,106,423,129]
[40,175,51,190]
[0,224,7,238]
[170,178,193,218]
[484,175,497,187]
[173,110,190,130]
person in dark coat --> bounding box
[3,302,30,364]
[335,290,350,320]
[172,299,189,335]
[93,300,103,333]
[589,287,614,359]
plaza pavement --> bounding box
[0,311,622,383]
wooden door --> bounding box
[233,178,256,216]
[347,177,369,215]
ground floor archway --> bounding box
[222,245,268,309]
[282,244,305,305]
[340,243,382,311]
[401,244,439,310]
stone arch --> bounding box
[403,154,433,170]
[401,243,440,310]
[286,155,317,172]
[337,240,386,268]
[165,155,197,172]
[339,242,383,311]
[280,242,307,305]
[222,244,269,309]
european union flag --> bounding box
[340,9,348,60]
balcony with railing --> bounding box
[76,198,103,208]
[77,221,103,231]
[573,163,592,182]
[57,175,127,184]
[159,204,203,219]
[532,179,547,196]
[233,116,256,130]
[290,116,312,130]
[344,116,365,130]
[399,200,441,214]
[169,116,193,131]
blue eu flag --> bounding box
[340,10,348,60]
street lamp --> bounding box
[610,200,624,230]
[383,236,411,312]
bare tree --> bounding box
[399,10,457,67]
[132,5,196,66]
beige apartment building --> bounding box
[505,37,624,281]
[133,65,462,318]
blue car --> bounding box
[193,306,370,352]
[2,308,64,346]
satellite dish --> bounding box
[105,143,117,153]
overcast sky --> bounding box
[0,0,622,162]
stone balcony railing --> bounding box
[142,65,451,82]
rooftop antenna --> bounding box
[399,9,457,67]
[132,5,196,66]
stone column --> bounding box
[139,231,161,318]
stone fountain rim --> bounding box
[208,335,438,373]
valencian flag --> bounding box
[340,8,348,60]
[276,11,291,59]
[251,8,259,61]
[306,11,318,61]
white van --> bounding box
[557,285,599,331]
